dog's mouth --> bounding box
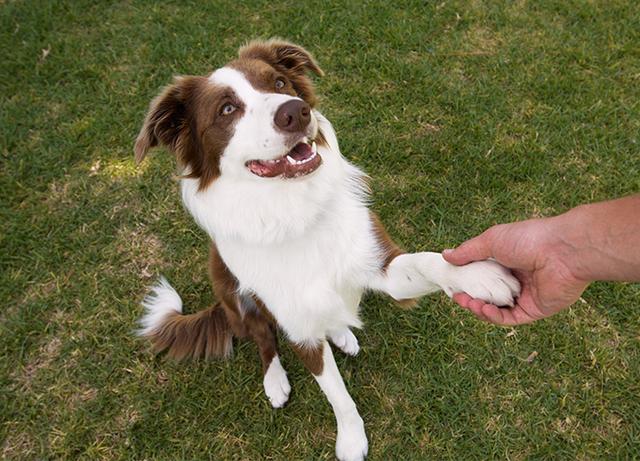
[245,140,322,179]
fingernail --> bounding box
[443,249,454,255]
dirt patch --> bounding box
[114,225,166,280]
[463,27,500,55]
[13,337,62,390]
[554,416,581,438]
[2,430,36,459]
[69,385,99,408]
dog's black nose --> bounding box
[274,100,311,133]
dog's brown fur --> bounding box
[237,39,323,107]
[145,305,232,360]
[292,342,325,376]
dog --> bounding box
[134,39,520,461]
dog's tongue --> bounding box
[246,159,284,177]
[288,142,313,161]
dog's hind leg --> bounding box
[292,340,368,461]
[239,295,291,408]
[209,244,290,408]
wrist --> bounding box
[545,206,593,283]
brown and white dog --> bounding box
[135,39,519,461]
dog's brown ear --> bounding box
[134,76,200,164]
[239,39,324,78]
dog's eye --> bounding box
[220,103,237,116]
[275,78,286,90]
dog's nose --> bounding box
[274,100,311,133]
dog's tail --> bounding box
[137,277,233,360]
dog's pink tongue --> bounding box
[288,142,313,161]
[247,159,285,177]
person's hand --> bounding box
[442,218,589,325]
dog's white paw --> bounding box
[444,259,521,306]
[336,413,368,461]
[263,356,290,408]
[328,328,360,356]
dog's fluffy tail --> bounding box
[137,277,233,360]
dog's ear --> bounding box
[134,76,200,164]
[239,39,324,77]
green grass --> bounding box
[1,0,640,459]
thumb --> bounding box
[443,229,495,265]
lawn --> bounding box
[1,0,639,459]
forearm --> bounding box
[554,195,640,282]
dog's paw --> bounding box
[444,259,521,306]
[336,413,368,461]
[263,356,290,408]
[328,328,360,356]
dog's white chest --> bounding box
[214,207,379,343]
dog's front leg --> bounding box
[292,340,368,461]
[370,252,520,306]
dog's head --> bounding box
[134,39,325,190]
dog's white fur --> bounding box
[138,277,182,336]
[263,355,290,408]
[141,65,520,461]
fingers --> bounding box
[442,227,498,266]
[451,292,472,306]
[477,304,527,325]
[451,293,537,326]
[451,293,491,322]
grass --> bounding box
[1,0,639,459]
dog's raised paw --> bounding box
[263,356,290,408]
[446,259,521,306]
[329,328,360,356]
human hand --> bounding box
[442,217,589,325]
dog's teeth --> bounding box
[312,141,317,153]
[286,155,296,165]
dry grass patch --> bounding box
[12,336,62,391]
